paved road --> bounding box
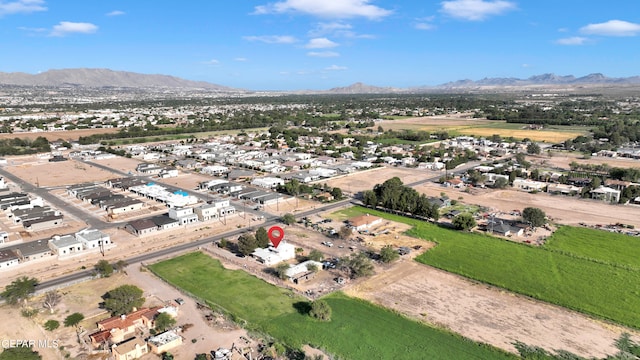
[34,199,352,292]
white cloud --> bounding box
[0,0,46,16]
[325,65,347,71]
[254,0,392,19]
[305,37,338,49]
[440,0,516,21]
[234,57,248,62]
[202,59,220,65]
[415,22,435,30]
[580,20,640,37]
[243,35,297,44]
[50,21,98,37]
[555,36,588,45]
[307,51,340,57]
[106,10,125,16]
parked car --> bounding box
[175,298,185,305]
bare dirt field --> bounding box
[535,152,640,170]
[4,157,120,187]
[0,128,119,142]
[345,260,639,358]
[414,182,640,228]
[88,156,144,175]
[324,166,439,194]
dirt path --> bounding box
[345,260,639,358]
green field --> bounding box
[333,207,640,329]
[543,226,640,269]
[149,252,514,359]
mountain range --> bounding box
[1,68,640,93]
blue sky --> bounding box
[1,0,639,90]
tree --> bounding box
[64,312,84,328]
[44,319,60,331]
[330,187,343,200]
[161,353,174,360]
[0,347,41,360]
[307,249,324,262]
[526,142,541,154]
[155,312,176,332]
[255,227,269,248]
[362,190,377,207]
[94,260,113,278]
[282,213,296,225]
[522,207,546,228]
[274,262,290,280]
[493,177,508,189]
[1,276,38,306]
[115,260,128,273]
[309,300,332,321]
[238,233,259,255]
[380,245,399,263]
[341,252,374,279]
[452,213,476,231]
[42,290,61,314]
[337,225,352,239]
[103,285,145,315]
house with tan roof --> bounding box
[112,337,148,360]
[348,214,383,232]
[95,307,160,344]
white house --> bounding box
[75,229,111,250]
[168,207,199,225]
[251,177,285,189]
[309,168,338,178]
[512,178,547,192]
[251,241,296,266]
[49,235,83,257]
[284,260,322,283]
[194,203,219,222]
[0,249,19,269]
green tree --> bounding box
[155,312,176,332]
[44,319,60,331]
[64,312,84,328]
[307,249,324,262]
[238,233,259,255]
[94,260,113,278]
[341,252,374,279]
[362,190,378,207]
[309,299,332,321]
[380,245,399,263]
[526,142,541,155]
[1,276,38,306]
[330,187,343,200]
[0,347,41,360]
[255,227,270,248]
[494,177,508,189]
[522,207,546,228]
[274,262,290,280]
[282,213,296,225]
[103,285,145,315]
[452,213,476,231]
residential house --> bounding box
[168,207,198,225]
[147,330,183,355]
[125,219,158,236]
[194,204,219,222]
[547,184,582,196]
[112,337,149,360]
[12,239,52,261]
[590,186,621,203]
[512,178,547,192]
[285,260,322,284]
[151,215,180,230]
[0,249,19,269]
[76,229,111,250]
[251,177,285,189]
[251,241,296,266]
[48,235,83,257]
[96,307,160,344]
[23,215,64,231]
[348,214,383,232]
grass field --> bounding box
[149,252,514,359]
[333,207,640,329]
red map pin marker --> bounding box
[268,226,285,248]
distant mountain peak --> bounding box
[326,82,400,94]
[0,68,238,91]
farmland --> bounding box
[336,206,640,329]
[378,115,587,142]
[149,252,514,359]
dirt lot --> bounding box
[345,260,639,358]
[325,166,440,194]
[4,156,120,187]
[88,156,144,175]
[414,182,640,229]
[0,128,119,142]
[535,152,640,170]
